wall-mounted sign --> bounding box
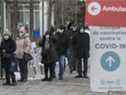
[86,0,126,26]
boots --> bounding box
[11,75,17,86]
[2,81,11,86]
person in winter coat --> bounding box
[72,26,90,78]
[16,26,31,82]
[0,29,17,86]
[66,24,78,73]
[54,26,68,80]
[40,32,57,81]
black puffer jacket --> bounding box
[40,35,57,64]
[0,38,16,58]
[72,32,90,59]
[0,37,17,71]
[54,32,68,56]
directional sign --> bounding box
[101,51,120,72]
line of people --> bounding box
[39,22,90,81]
[0,22,90,86]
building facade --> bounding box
[0,0,4,35]
[1,0,51,38]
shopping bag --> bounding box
[14,72,21,81]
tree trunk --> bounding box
[11,0,18,38]
[48,0,53,28]
[30,0,34,39]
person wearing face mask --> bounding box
[0,29,17,86]
[72,26,90,78]
[39,31,57,81]
[66,24,77,73]
[16,26,31,82]
[54,26,69,80]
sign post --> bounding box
[86,0,126,93]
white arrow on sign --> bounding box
[105,56,115,68]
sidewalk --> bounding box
[0,66,126,95]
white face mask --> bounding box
[80,28,84,33]
[19,32,25,37]
[59,29,64,33]
[85,29,90,34]
[46,35,50,39]
[57,29,63,33]
[4,35,9,40]
[73,27,77,31]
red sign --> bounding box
[85,0,126,27]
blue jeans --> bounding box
[58,55,65,80]
[67,49,72,66]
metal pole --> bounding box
[39,0,44,37]
[42,0,44,35]
[0,0,4,34]
[76,0,78,24]
[12,0,18,38]
[55,0,58,27]
[3,0,6,32]
[0,1,1,31]
[84,1,86,27]
[0,0,4,80]
[61,0,63,25]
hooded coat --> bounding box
[40,34,57,64]
[0,36,17,71]
[72,31,90,59]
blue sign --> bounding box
[32,30,40,39]
[101,51,120,72]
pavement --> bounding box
[0,65,126,95]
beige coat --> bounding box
[16,36,31,59]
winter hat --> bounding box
[3,29,11,36]
[19,26,27,33]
